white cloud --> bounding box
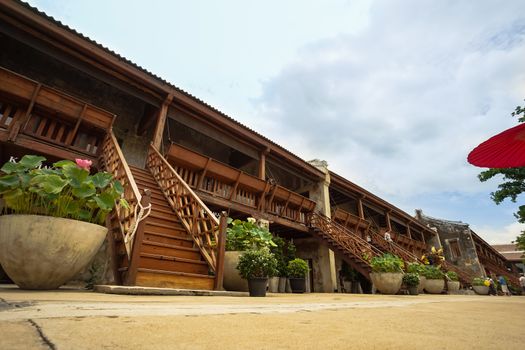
[473,221,525,245]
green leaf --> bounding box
[62,164,89,188]
[19,155,46,170]
[91,172,113,189]
[72,183,96,199]
[113,180,124,194]
[53,160,75,168]
[0,175,19,191]
[94,192,116,211]
[30,174,68,194]
[0,161,20,174]
[119,198,130,209]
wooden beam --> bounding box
[385,210,392,231]
[152,94,173,150]
[8,83,41,141]
[357,196,365,219]
[214,211,228,291]
[258,148,269,180]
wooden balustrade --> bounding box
[479,258,520,286]
[100,132,143,261]
[147,144,221,272]
[366,226,420,263]
[166,142,316,225]
[309,212,382,265]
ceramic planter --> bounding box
[473,285,489,295]
[289,277,306,293]
[0,215,107,290]
[278,277,287,293]
[370,272,403,294]
[424,279,445,294]
[248,277,268,297]
[268,276,280,293]
[223,251,248,292]
[418,276,427,293]
[447,281,460,293]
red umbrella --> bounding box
[468,123,525,168]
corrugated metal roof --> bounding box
[14,0,322,177]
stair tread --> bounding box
[141,252,207,265]
[143,230,193,242]
[146,220,185,230]
[137,268,213,279]
[143,240,199,252]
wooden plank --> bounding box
[214,212,227,290]
[135,270,214,290]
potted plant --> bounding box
[223,218,276,291]
[407,262,426,293]
[269,236,287,293]
[0,155,126,289]
[236,248,278,297]
[287,258,309,293]
[403,272,420,295]
[446,271,460,293]
[369,253,404,294]
[472,277,490,295]
[422,266,445,294]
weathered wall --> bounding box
[294,238,335,293]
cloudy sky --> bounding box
[29,0,525,243]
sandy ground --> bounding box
[1,286,524,350]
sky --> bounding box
[28,0,525,244]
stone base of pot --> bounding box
[223,251,248,292]
[248,277,268,297]
[289,278,306,293]
[0,215,107,290]
[417,276,426,293]
[424,279,445,294]
[268,276,280,293]
[278,277,287,293]
[473,285,489,295]
[447,281,460,294]
[370,272,403,294]
[408,286,419,295]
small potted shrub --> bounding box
[287,258,309,293]
[472,277,490,295]
[407,262,427,293]
[369,253,404,294]
[403,272,420,295]
[0,156,126,289]
[422,266,445,294]
[446,271,460,293]
[224,218,276,292]
[236,248,278,297]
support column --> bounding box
[385,210,392,231]
[258,148,269,180]
[152,94,173,150]
[357,196,365,219]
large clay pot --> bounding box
[447,281,460,293]
[0,215,107,290]
[370,272,403,294]
[418,276,427,293]
[473,285,489,295]
[424,279,445,294]
[223,251,248,292]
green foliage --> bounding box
[472,277,489,286]
[270,236,296,277]
[477,100,525,250]
[407,262,426,275]
[0,156,127,225]
[226,218,276,251]
[403,273,420,287]
[446,271,459,281]
[422,266,444,280]
[286,258,309,278]
[370,253,404,273]
[236,248,278,279]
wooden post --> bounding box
[258,148,269,180]
[124,189,151,286]
[357,196,365,219]
[152,94,174,150]
[386,210,392,231]
[214,211,228,290]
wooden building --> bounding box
[0,0,508,291]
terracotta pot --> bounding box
[473,285,489,295]
[370,272,403,294]
[0,215,107,290]
[418,276,427,293]
[447,281,460,293]
[424,279,445,294]
[223,251,249,292]
[248,277,268,297]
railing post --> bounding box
[214,211,228,290]
[124,189,151,286]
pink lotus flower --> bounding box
[75,158,92,171]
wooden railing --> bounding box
[100,132,143,260]
[309,212,382,266]
[366,226,420,264]
[332,208,370,235]
[147,144,221,272]
[478,258,520,287]
[166,142,316,225]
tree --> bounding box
[478,101,525,251]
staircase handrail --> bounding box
[309,212,383,265]
[100,132,147,260]
[147,144,220,272]
[366,226,420,263]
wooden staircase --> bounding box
[126,166,215,290]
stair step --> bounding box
[149,210,179,223]
[151,205,176,216]
[143,231,195,248]
[139,253,209,275]
[135,268,214,290]
[142,241,202,261]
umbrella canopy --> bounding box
[468,123,525,168]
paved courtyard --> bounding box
[0,285,524,349]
